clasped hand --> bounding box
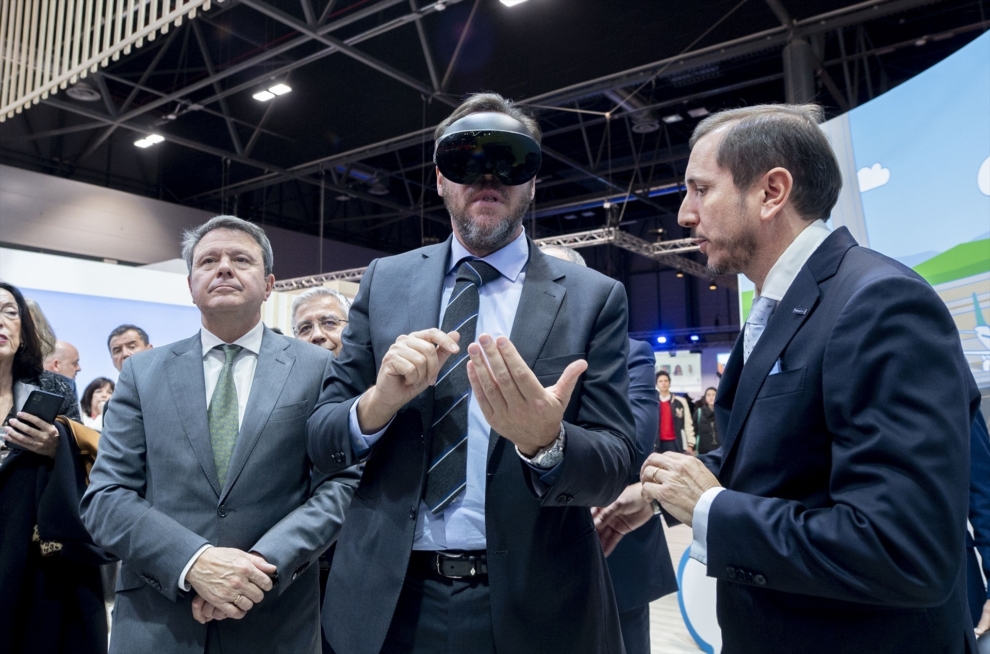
[186,547,276,623]
[640,452,721,527]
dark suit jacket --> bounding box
[606,339,677,612]
[81,329,360,654]
[307,237,636,654]
[968,413,990,624]
[702,227,980,654]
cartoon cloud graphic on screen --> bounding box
[858,163,891,192]
[979,156,989,196]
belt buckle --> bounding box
[435,552,475,579]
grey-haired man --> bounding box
[82,215,359,654]
[291,288,351,356]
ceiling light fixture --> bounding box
[500,0,529,6]
[134,134,164,148]
[661,114,683,124]
[253,83,292,102]
[687,107,710,118]
[66,82,101,102]
[709,282,718,290]
[675,271,684,278]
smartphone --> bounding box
[21,389,64,424]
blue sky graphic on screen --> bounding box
[848,32,989,266]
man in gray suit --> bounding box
[82,215,358,654]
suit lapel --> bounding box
[490,240,566,460]
[415,239,452,442]
[165,334,219,496]
[719,227,858,464]
[719,268,819,462]
[222,328,292,499]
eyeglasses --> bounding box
[294,316,348,338]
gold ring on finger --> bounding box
[652,469,660,484]
[233,595,242,605]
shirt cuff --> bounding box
[348,393,393,457]
[179,544,213,592]
[689,487,725,566]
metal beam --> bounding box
[191,19,244,155]
[239,0,444,100]
[410,0,440,91]
[273,227,736,290]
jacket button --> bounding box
[746,571,754,583]
[217,504,228,518]
[754,574,766,586]
[410,505,417,519]
[726,567,736,580]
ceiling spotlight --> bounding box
[687,107,710,118]
[657,336,668,344]
[564,214,577,220]
[675,271,684,278]
[500,0,529,5]
[709,282,718,290]
[661,114,683,124]
[134,134,164,148]
[368,174,390,196]
[66,82,101,102]
[252,83,292,102]
[580,211,595,217]
[690,335,700,342]
[434,0,446,10]
[335,193,353,201]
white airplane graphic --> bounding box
[962,293,990,372]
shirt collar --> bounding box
[447,229,529,283]
[201,320,265,358]
[759,220,832,302]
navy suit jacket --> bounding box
[606,339,677,612]
[968,413,990,623]
[307,237,636,654]
[702,227,980,654]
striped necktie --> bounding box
[423,259,501,513]
[743,296,778,363]
[209,344,242,488]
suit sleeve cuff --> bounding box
[348,394,392,457]
[179,544,213,592]
[689,487,725,565]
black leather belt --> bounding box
[410,550,488,579]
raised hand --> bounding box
[466,334,587,456]
[357,328,460,433]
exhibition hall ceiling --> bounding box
[0,0,986,263]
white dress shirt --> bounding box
[178,320,265,590]
[690,219,831,565]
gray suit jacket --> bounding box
[81,328,359,654]
[308,237,636,654]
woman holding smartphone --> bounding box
[0,282,111,654]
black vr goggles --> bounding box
[434,112,542,186]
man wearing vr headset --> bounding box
[308,93,636,654]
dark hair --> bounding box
[689,104,842,221]
[0,282,45,382]
[434,92,542,145]
[107,324,150,351]
[656,370,671,381]
[81,377,115,416]
[704,386,717,395]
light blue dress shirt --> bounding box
[348,231,560,551]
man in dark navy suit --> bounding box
[638,104,980,654]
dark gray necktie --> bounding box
[423,259,501,514]
[209,344,242,488]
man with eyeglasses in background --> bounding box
[291,288,351,356]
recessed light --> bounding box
[134,134,164,148]
[709,282,717,290]
[269,83,292,96]
[662,114,683,124]
[580,211,595,217]
[500,0,528,6]
[675,272,684,278]
[253,90,275,102]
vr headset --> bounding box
[434,111,542,186]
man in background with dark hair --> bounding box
[107,324,152,372]
[635,104,979,653]
[308,93,635,654]
[654,370,694,454]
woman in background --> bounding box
[695,386,720,455]
[0,282,111,654]
[80,378,115,432]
